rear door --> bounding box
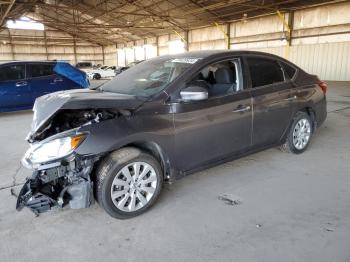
[245,56,295,147]
[28,63,68,100]
[0,63,31,110]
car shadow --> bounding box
[0,110,33,118]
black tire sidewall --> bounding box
[287,112,313,154]
[99,153,163,219]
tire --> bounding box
[93,73,101,80]
[94,147,163,219]
[281,111,313,154]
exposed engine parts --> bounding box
[16,156,97,215]
[28,109,116,142]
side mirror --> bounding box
[180,85,208,102]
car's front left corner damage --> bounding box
[15,88,145,215]
[17,152,99,215]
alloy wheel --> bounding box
[110,162,158,212]
[292,118,311,150]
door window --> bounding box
[189,59,241,98]
[0,65,25,81]
[281,61,297,79]
[29,64,54,78]
[247,57,284,88]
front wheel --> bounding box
[281,111,313,154]
[93,73,101,80]
[95,147,163,219]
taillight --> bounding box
[318,81,328,94]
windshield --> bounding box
[101,57,199,97]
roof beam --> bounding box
[70,1,160,39]
[3,0,347,46]
[37,3,137,42]
[0,0,15,26]
[124,0,186,31]
[29,15,106,45]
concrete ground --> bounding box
[1,81,350,262]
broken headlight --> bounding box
[23,134,85,167]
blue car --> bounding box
[0,61,89,112]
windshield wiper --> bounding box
[89,82,105,91]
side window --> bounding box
[30,64,54,78]
[0,65,25,82]
[247,57,284,88]
[281,62,297,79]
[76,62,92,68]
[190,60,240,98]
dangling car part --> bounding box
[18,132,97,214]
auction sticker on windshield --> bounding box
[171,58,201,64]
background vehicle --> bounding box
[76,62,93,69]
[93,64,103,69]
[18,51,327,219]
[75,62,94,73]
[87,66,117,80]
[115,60,144,75]
[0,61,89,112]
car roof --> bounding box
[0,50,287,66]
[167,50,226,58]
[149,50,288,61]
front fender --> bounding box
[75,115,176,165]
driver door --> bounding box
[171,58,252,172]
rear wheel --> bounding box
[93,73,101,80]
[95,147,163,219]
[281,111,313,154]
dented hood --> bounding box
[30,89,146,134]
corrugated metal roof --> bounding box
[1,0,346,45]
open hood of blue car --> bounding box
[54,62,90,88]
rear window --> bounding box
[76,62,92,68]
[247,57,284,88]
[282,62,297,79]
[0,64,25,81]
[30,64,54,78]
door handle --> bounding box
[284,95,297,101]
[53,78,63,82]
[233,105,251,113]
[15,81,27,87]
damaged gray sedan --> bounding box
[17,51,327,219]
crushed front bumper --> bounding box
[17,155,96,215]
[16,177,56,215]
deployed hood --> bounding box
[30,89,146,136]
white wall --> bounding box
[103,45,117,66]
[0,28,106,65]
[189,25,227,51]
[230,2,350,80]
[115,2,350,81]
